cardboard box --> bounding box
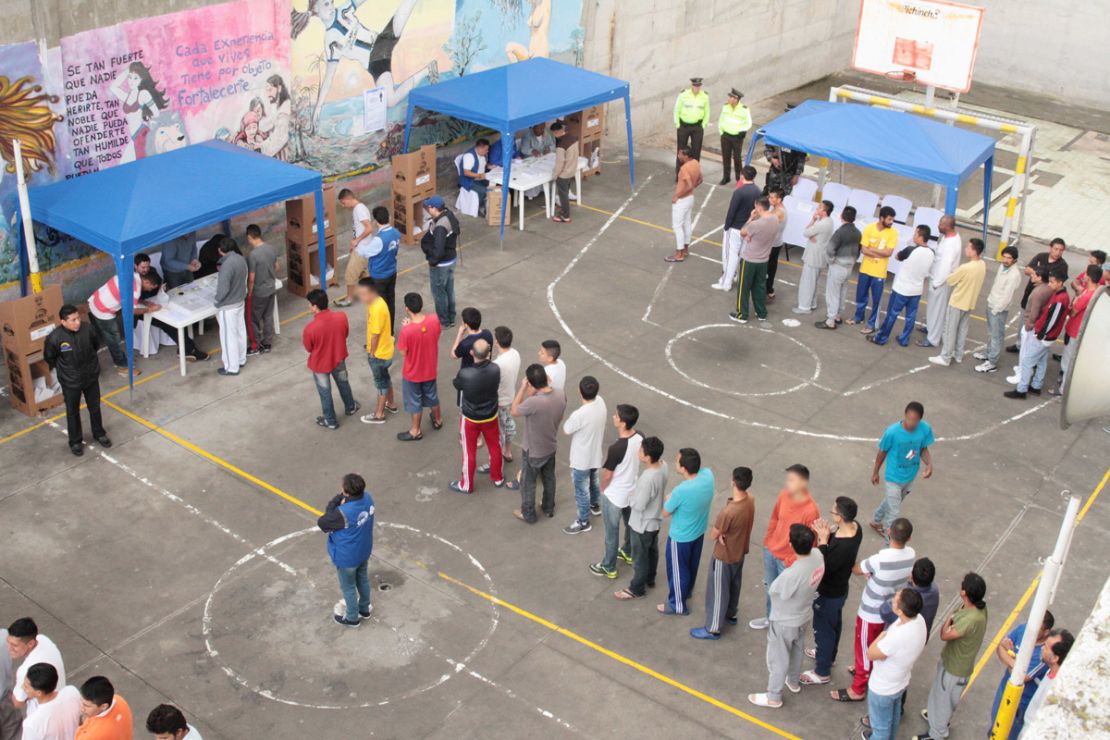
[565,106,605,143]
[391,145,437,199]
[486,186,504,226]
[285,236,337,297]
[4,350,63,417]
[582,140,602,178]
[0,284,62,356]
[393,194,429,245]
[285,184,338,245]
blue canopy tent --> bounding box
[745,100,994,240]
[22,140,329,390]
[401,57,635,241]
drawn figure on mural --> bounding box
[144,110,190,157]
[504,0,551,62]
[109,61,169,161]
[291,0,439,129]
[234,111,268,150]
[0,74,63,183]
[257,74,292,160]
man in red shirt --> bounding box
[1052,264,1102,396]
[302,290,359,429]
[395,292,443,441]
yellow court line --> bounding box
[438,571,801,740]
[965,465,1110,689]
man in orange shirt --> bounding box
[76,676,132,740]
[749,464,820,630]
[665,147,703,263]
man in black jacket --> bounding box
[420,195,460,328]
[714,166,762,291]
[450,339,503,494]
[43,305,111,456]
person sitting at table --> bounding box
[520,123,555,157]
[488,136,521,169]
[131,253,210,362]
[160,232,200,288]
[458,138,491,218]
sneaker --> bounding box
[359,605,374,620]
[928,355,951,367]
[1006,374,1020,385]
[785,680,801,694]
[710,282,729,291]
[477,463,491,473]
[589,563,617,579]
[116,366,142,377]
[911,734,936,740]
[261,344,272,354]
[191,350,210,362]
[690,627,720,640]
[920,709,929,721]
[617,548,633,565]
[563,520,592,535]
[333,297,353,307]
[1006,344,1019,353]
[216,368,239,376]
[728,312,748,324]
[589,503,602,517]
[915,339,934,348]
[726,617,738,626]
[246,347,261,357]
[975,361,997,373]
[344,402,361,417]
[360,414,387,424]
[972,350,988,361]
[333,614,360,628]
[316,416,339,429]
[448,481,471,494]
[749,617,769,630]
[792,307,812,314]
[756,316,768,322]
[1003,390,1027,400]
[1028,386,1042,396]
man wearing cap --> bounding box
[420,195,461,328]
[674,78,709,177]
[718,89,751,185]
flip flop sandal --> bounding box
[432,419,444,430]
[800,671,830,685]
[504,480,521,491]
[830,688,865,702]
[385,404,399,414]
[396,431,424,442]
[614,588,642,600]
[663,255,686,263]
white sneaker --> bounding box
[785,680,801,694]
[975,361,998,373]
[972,351,988,361]
[710,282,728,291]
[1006,374,1020,385]
[749,617,769,630]
[928,355,951,367]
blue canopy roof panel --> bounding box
[28,140,323,255]
[756,100,995,190]
[407,57,629,134]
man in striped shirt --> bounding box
[830,517,915,703]
[87,272,161,377]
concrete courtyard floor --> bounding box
[1,153,1108,740]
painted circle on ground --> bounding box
[202,522,498,709]
[665,323,822,397]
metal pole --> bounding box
[924,86,943,209]
[13,139,42,293]
[990,495,1081,739]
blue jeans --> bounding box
[600,495,631,570]
[367,354,393,394]
[873,291,920,346]
[873,479,912,539]
[985,308,1008,365]
[867,688,904,740]
[571,468,600,524]
[1017,332,1051,393]
[313,360,357,425]
[92,315,128,368]
[762,547,786,618]
[853,273,885,327]
[469,180,488,210]
[429,263,456,326]
[812,593,847,677]
[336,560,370,622]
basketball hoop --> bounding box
[884,69,917,82]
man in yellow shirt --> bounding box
[717,88,752,185]
[356,278,397,424]
[852,206,898,333]
[930,238,987,367]
[673,77,709,177]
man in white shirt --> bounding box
[539,340,566,391]
[562,376,608,534]
[336,189,375,307]
[589,404,643,579]
[919,216,962,348]
[794,200,835,315]
[975,246,1023,373]
[492,326,521,462]
[870,226,935,347]
[7,618,66,718]
[146,703,204,740]
[19,665,81,740]
[865,588,928,740]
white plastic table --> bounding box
[486,155,588,230]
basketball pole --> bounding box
[923,86,945,210]
[12,139,43,294]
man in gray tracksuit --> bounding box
[815,206,861,330]
[214,239,249,376]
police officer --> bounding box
[718,88,752,185]
[763,143,807,196]
[43,304,111,456]
[674,77,709,177]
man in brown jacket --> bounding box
[551,122,579,223]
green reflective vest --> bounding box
[718,103,752,135]
[674,89,710,128]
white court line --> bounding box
[642,266,673,323]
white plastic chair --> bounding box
[911,206,943,242]
[782,195,817,247]
[880,194,914,224]
[790,177,818,203]
[847,189,880,222]
[821,182,851,218]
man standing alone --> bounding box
[729,197,778,323]
[44,306,112,457]
[420,196,460,328]
[673,78,709,175]
[717,89,751,184]
[665,148,702,263]
[871,402,933,538]
[317,473,376,627]
[550,122,579,224]
[214,238,249,376]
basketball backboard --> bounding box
[852,0,984,92]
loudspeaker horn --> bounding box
[1061,288,1110,428]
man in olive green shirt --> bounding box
[922,572,988,739]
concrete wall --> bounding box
[971,1,1110,110]
[582,0,859,149]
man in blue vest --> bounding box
[458,138,491,217]
[366,206,401,332]
[317,473,376,627]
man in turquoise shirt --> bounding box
[658,448,715,615]
[871,401,934,542]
